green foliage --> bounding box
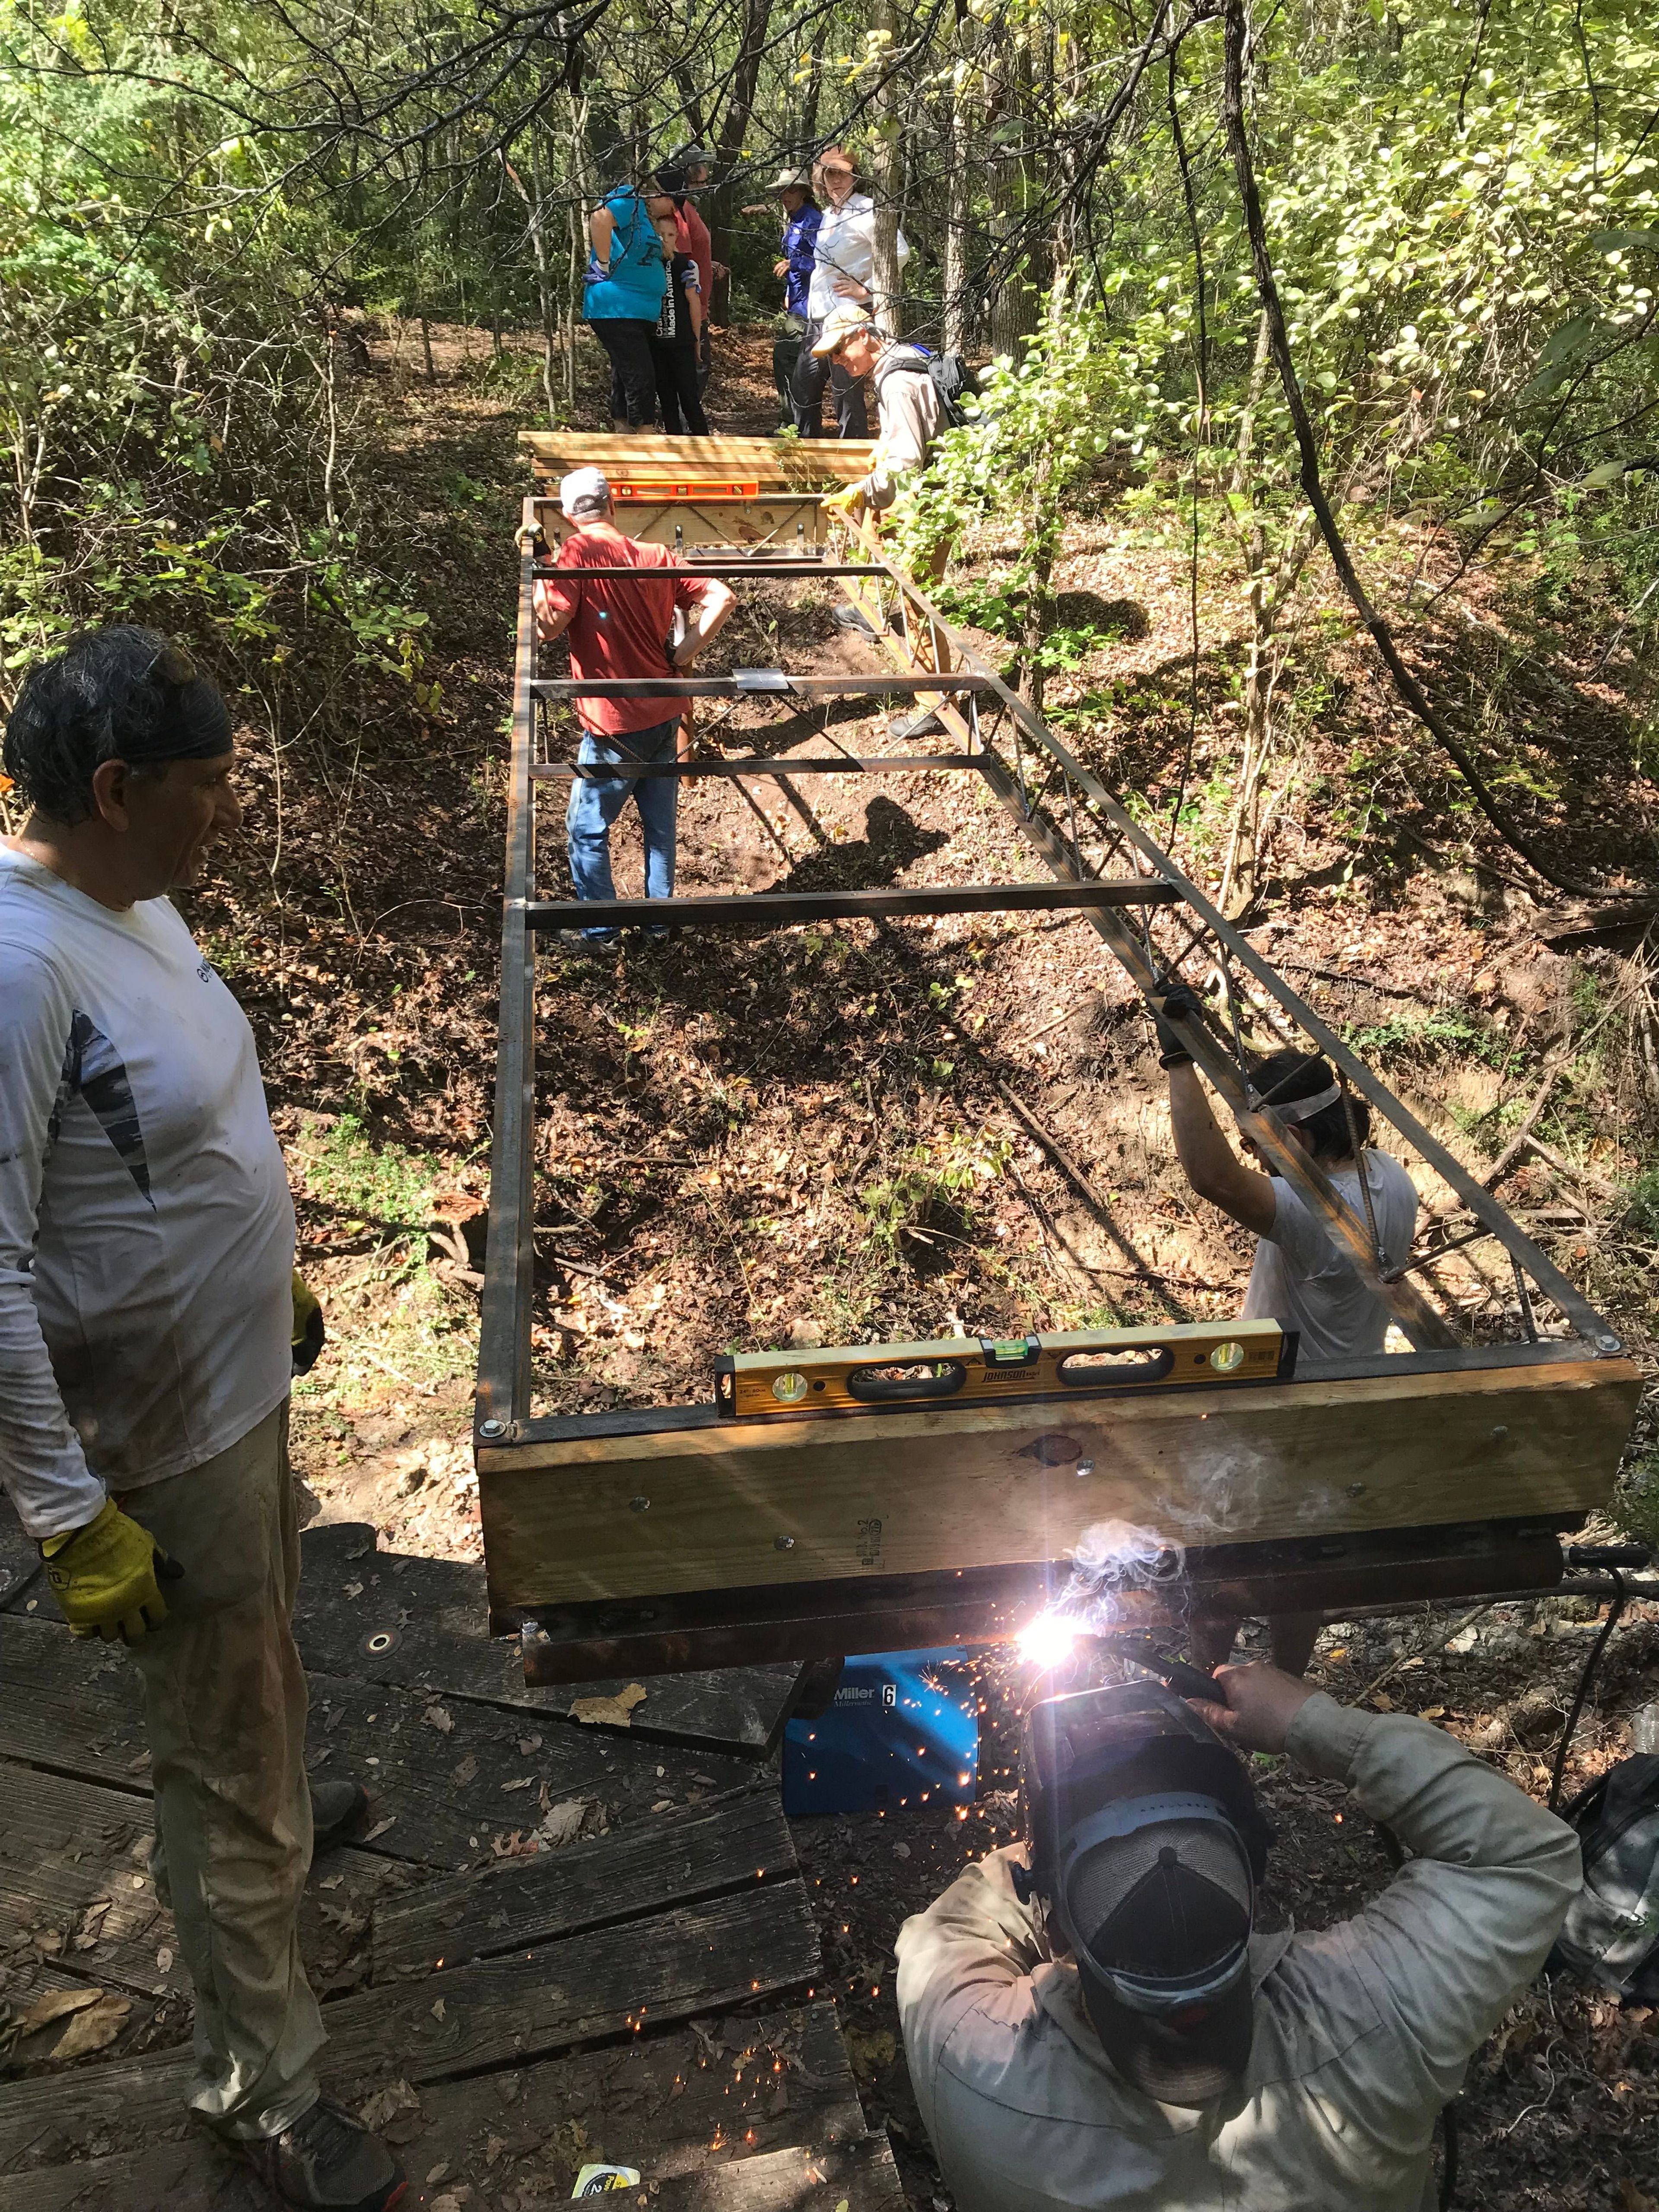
[1347,1009,1511,1068]
[292,1113,437,1230]
[858,1128,1011,1259]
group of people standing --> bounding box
[584,146,721,436]
[583,142,912,442]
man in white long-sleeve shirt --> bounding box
[0,628,404,2212]
[791,144,909,438]
[896,1664,1580,2212]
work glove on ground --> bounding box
[292,1270,326,1377]
[41,1498,184,1642]
[1151,979,1206,1069]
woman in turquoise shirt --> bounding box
[586,184,672,431]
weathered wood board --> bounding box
[479,1357,1643,1608]
[0,1754,410,2009]
[0,1881,820,2167]
[536,493,830,550]
[372,1790,792,1980]
[5,2000,878,2212]
[0,1610,755,1874]
[297,1522,806,1756]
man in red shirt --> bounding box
[534,468,734,942]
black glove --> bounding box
[1151,981,1205,1069]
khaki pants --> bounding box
[121,1400,324,2139]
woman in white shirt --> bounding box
[791,145,910,437]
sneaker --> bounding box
[310,1779,368,1854]
[890,709,946,743]
[830,604,876,637]
[239,2098,406,2211]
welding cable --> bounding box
[1547,1567,1628,1813]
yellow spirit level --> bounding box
[714,1320,1294,1421]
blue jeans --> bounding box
[565,718,679,940]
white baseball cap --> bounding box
[559,467,612,517]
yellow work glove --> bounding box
[292,1270,325,1377]
[41,1498,183,1642]
[820,485,862,518]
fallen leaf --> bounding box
[430,1997,446,2020]
[424,1705,454,1735]
[1418,1706,1447,1721]
[426,2164,451,2187]
[499,1776,534,1792]
[53,1994,131,2060]
[359,2078,421,2131]
[156,1946,174,1972]
[73,1900,112,1951]
[535,1798,597,1849]
[651,1799,674,1812]
[450,1754,479,1787]
[1372,1692,1394,1711]
[516,1734,543,1754]
[569,1684,647,1728]
[15,1986,101,2035]
[363,1817,397,1842]
[343,1581,364,1600]
[484,2135,506,2167]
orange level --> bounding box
[612,480,762,500]
[714,1320,1294,1420]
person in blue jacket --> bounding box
[585,181,674,431]
[753,168,820,428]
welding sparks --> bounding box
[1017,1610,1083,1671]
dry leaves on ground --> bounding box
[569,1683,647,1728]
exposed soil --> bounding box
[159,317,1659,2209]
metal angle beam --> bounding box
[523,880,1179,932]
[530,674,997,700]
[476,506,542,1434]
[846,530,1616,1354]
[531,564,886,579]
[529,753,982,780]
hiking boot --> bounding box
[830,603,876,637]
[310,1779,369,1853]
[890,709,946,744]
[240,2098,406,2211]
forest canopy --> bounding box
[0,0,1655,867]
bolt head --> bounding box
[629,1495,651,1513]
[1075,1459,1096,1478]
[478,1418,506,1439]
[1491,1425,1509,1440]
[1346,1482,1366,1497]
[774,1534,796,1551]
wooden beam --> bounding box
[477,1357,1641,1613]
[520,431,874,486]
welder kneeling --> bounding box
[896,1666,1580,2211]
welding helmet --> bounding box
[1013,1681,1271,2107]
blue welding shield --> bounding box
[1014,1681,1272,2107]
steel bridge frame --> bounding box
[474,473,1638,1676]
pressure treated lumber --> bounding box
[521,431,875,483]
[477,1357,1642,1610]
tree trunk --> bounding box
[709,0,775,322]
[868,0,905,336]
[942,3,971,353]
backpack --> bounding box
[1547,1754,1659,1999]
[879,344,976,430]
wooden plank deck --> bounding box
[0,1529,900,2212]
[296,1522,807,1758]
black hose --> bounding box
[1548,1569,1628,1813]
